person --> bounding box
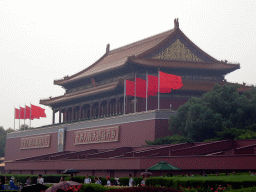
[141,176,146,186]
[129,174,134,187]
[114,177,119,186]
[69,174,75,181]
[0,176,5,190]
[37,174,44,185]
[94,177,101,184]
[106,176,111,186]
[84,175,91,184]
[26,176,31,185]
[9,176,18,190]
[59,177,64,182]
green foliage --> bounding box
[106,187,182,192]
[215,127,246,140]
[228,186,256,192]
[146,134,191,146]
[79,184,109,192]
[238,130,256,140]
[169,84,256,142]
[0,191,19,192]
[145,175,256,190]
[0,126,16,157]
[118,177,129,186]
[0,127,7,157]
[0,174,67,184]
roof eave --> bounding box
[40,80,123,107]
[53,52,109,86]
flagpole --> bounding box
[19,106,20,130]
[24,104,26,131]
[30,103,31,128]
[146,71,148,112]
[158,68,160,110]
[134,74,136,113]
[124,78,126,115]
[14,107,15,130]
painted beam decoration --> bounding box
[21,135,51,149]
[74,126,119,145]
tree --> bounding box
[0,126,7,157]
[169,84,256,142]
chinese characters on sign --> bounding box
[21,135,51,149]
[74,126,119,145]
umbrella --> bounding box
[45,181,82,192]
[62,169,80,174]
[140,171,153,176]
[21,184,49,192]
[146,161,181,171]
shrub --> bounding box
[146,175,256,189]
[78,184,108,192]
[0,174,67,185]
[107,187,182,192]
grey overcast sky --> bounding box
[1,0,256,130]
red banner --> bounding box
[160,71,183,93]
[31,104,46,119]
[20,107,25,119]
[126,80,135,96]
[136,78,146,98]
[148,75,158,96]
[15,108,20,119]
[25,105,31,119]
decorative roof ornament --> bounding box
[174,18,179,29]
[106,44,110,54]
[91,78,97,87]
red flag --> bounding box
[148,75,158,96]
[160,71,183,93]
[136,78,146,98]
[126,80,135,96]
[20,107,25,119]
[31,104,46,119]
[25,106,31,119]
[171,75,183,89]
[38,107,46,118]
[15,108,20,119]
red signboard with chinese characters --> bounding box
[21,135,51,149]
[74,126,119,145]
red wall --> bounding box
[64,119,157,152]
[140,155,256,170]
[5,133,58,161]
[139,98,188,112]
[5,119,172,161]
[5,155,256,173]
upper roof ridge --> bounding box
[108,29,174,55]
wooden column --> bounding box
[71,107,74,121]
[59,110,61,123]
[64,110,66,122]
[126,96,129,114]
[98,101,101,117]
[52,110,55,124]
[107,100,109,116]
[79,106,82,120]
[116,98,119,114]
[90,104,92,118]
